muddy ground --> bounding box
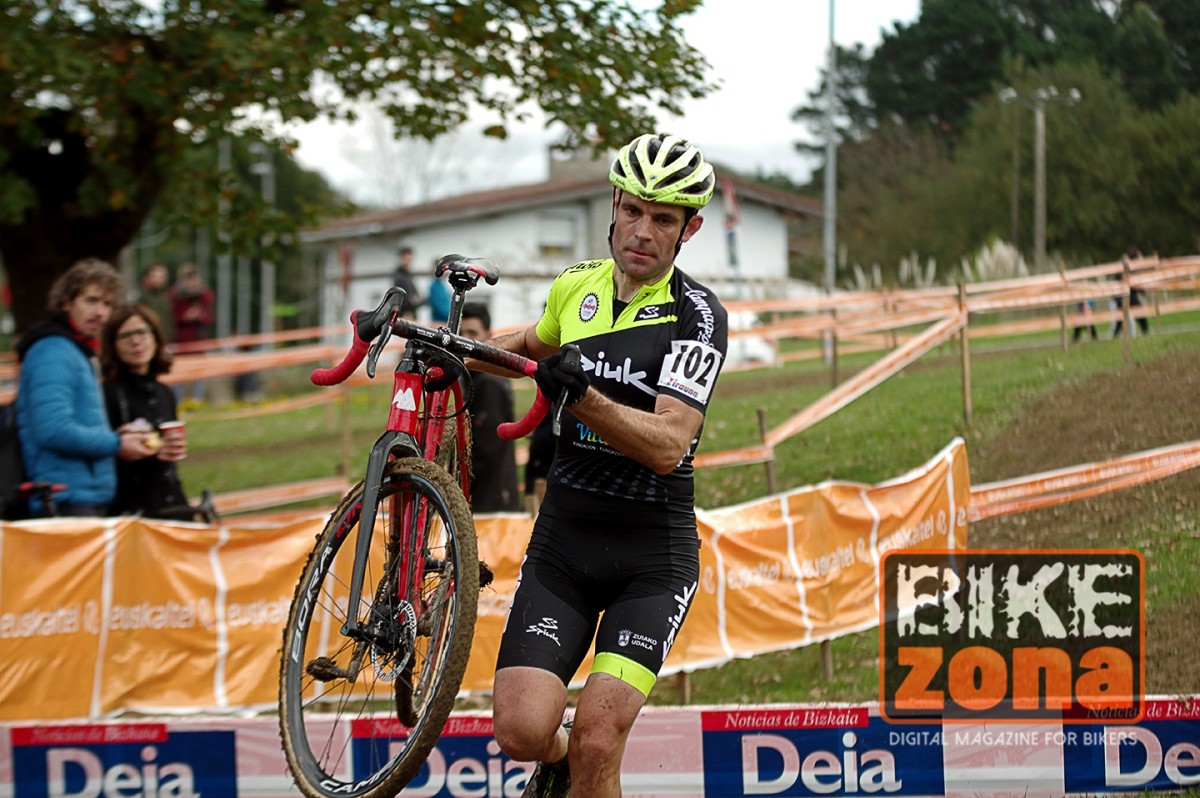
[967,347,1200,694]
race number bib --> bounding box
[658,340,722,405]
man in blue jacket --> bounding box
[15,258,156,516]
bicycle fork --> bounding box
[339,369,426,643]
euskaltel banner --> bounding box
[0,440,968,721]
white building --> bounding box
[303,156,822,332]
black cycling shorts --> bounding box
[495,485,700,696]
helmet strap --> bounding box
[607,188,621,267]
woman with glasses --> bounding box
[99,304,194,520]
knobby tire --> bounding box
[279,458,479,798]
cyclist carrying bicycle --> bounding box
[480,133,728,797]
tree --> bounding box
[1126,95,1200,255]
[950,62,1142,266]
[1111,3,1183,109]
[0,0,713,332]
[867,0,1022,142]
[790,43,876,154]
[833,122,957,281]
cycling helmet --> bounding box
[609,133,715,209]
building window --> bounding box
[538,214,577,260]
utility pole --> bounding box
[823,0,838,295]
[822,0,838,365]
[250,143,277,341]
[216,138,233,340]
[999,87,1080,272]
[1033,96,1046,272]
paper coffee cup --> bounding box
[157,421,187,460]
[158,420,185,436]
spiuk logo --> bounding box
[879,549,1144,724]
[526,616,562,647]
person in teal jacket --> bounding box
[15,258,156,516]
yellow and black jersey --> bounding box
[535,259,728,505]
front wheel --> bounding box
[279,458,479,798]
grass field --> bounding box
[180,321,1200,708]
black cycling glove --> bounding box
[423,349,464,393]
[534,351,589,406]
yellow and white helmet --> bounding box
[609,133,716,209]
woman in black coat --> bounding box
[99,304,194,520]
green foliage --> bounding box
[791,43,876,154]
[833,122,957,281]
[1112,2,1184,109]
[868,0,1023,142]
[1127,95,1200,255]
[0,0,713,332]
[792,1,1200,282]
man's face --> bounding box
[610,194,701,283]
[145,265,168,289]
[63,284,115,337]
[460,317,489,342]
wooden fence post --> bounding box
[829,308,839,389]
[676,671,692,705]
[958,283,973,427]
[757,408,777,494]
[821,640,834,681]
[1121,257,1133,362]
[1058,262,1069,352]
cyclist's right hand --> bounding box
[534,351,589,406]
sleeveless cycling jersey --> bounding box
[535,259,728,506]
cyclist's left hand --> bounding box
[534,351,589,406]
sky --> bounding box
[289,0,922,206]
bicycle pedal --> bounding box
[306,656,352,682]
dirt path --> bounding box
[969,347,1200,694]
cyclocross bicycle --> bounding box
[278,255,551,798]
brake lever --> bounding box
[552,344,582,436]
[366,315,395,378]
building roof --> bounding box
[304,171,823,244]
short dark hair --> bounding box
[47,257,123,312]
[100,303,174,380]
[398,245,413,256]
[462,302,491,331]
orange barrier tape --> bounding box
[196,386,348,420]
[968,440,1200,522]
[970,441,1200,506]
[765,313,966,448]
[168,324,344,355]
[692,443,774,470]
[212,475,351,515]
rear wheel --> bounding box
[279,457,478,798]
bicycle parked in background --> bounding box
[278,255,551,798]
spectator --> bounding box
[391,245,424,319]
[523,412,555,516]
[14,258,156,516]
[168,263,214,402]
[428,267,452,325]
[169,262,214,345]
[137,263,174,343]
[1072,300,1098,343]
[459,302,521,513]
[100,304,194,520]
[1112,247,1150,338]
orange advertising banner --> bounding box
[0,441,968,721]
